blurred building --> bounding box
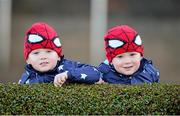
[0,0,180,83]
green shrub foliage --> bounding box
[0,83,179,115]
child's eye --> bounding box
[117,55,123,58]
[46,50,52,53]
[33,52,39,55]
[130,53,136,56]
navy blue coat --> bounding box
[98,58,160,84]
[19,57,100,84]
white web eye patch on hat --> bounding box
[28,34,62,47]
[53,37,61,47]
[108,35,142,49]
[134,35,142,46]
[28,34,44,43]
[108,39,124,48]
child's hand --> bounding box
[54,72,68,87]
[95,78,107,84]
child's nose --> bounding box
[40,53,47,60]
[124,57,131,63]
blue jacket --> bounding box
[19,57,100,84]
[98,58,160,84]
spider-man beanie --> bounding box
[104,25,144,62]
[24,22,62,60]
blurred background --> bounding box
[0,0,180,83]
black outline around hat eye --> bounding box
[28,34,44,43]
[134,35,142,46]
[108,39,125,49]
[53,37,61,47]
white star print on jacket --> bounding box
[58,65,64,71]
[80,74,87,80]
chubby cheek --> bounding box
[112,61,121,68]
[114,64,123,73]
[27,60,39,68]
[49,57,60,68]
[26,58,37,65]
[134,60,141,70]
[111,60,123,71]
[50,60,58,68]
[134,56,142,65]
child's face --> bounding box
[111,52,142,75]
[26,48,60,72]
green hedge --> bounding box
[0,83,179,115]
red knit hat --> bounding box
[104,25,144,62]
[24,22,62,60]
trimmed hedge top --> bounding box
[0,83,179,115]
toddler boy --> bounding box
[19,22,100,86]
[98,25,160,84]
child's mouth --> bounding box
[40,62,49,66]
[124,66,133,70]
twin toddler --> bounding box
[19,22,159,86]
